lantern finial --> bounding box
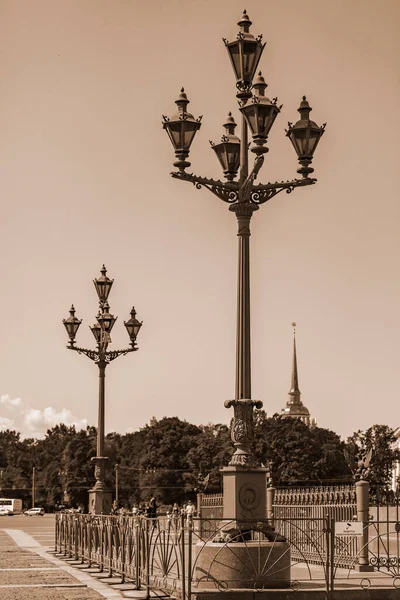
[238,9,252,32]
[252,72,268,96]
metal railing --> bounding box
[272,485,357,568]
[55,512,400,599]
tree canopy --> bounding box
[0,415,396,510]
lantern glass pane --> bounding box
[68,321,79,336]
[307,128,321,155]
[244,106,257,135]
[290,130,307,157]
[168,122,183,149]
[91,326,101,342]
[182,122,198,149]
[258,106,278,138]
[214,146,228,172]
[133,322,142,336]
[242,41,261,82]
[227,43,241,81]
[226,144,240,171]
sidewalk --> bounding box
[0,528,121,600]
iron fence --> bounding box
[273,485,358,568]
[55,511,400,599]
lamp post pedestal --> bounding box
[88,489,112,515]
[88,456,112,515]
[222,465,268,523]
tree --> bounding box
[136,416,202,505]
[346,425,400,487]
[253,411,351,484]
[186,423,232,492]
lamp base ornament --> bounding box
[89,456,112,514]
[91,456,108,490]
[224,398,263,467]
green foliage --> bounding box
[3,415,396,510]
[346,424,400,487]
[253,410,351,484]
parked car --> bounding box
[24,507,45,516]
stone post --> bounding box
[355,479,373,571]
[266,486,276,527]
[196,493,203,519]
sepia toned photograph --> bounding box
[0,1,399,597]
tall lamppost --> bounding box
[63,266,142,514]
[163,10,325,523]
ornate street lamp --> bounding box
[162,88,202,173]
[223,10,265,92]
[93,265,113,304]
[163,10,326,525]
[62,266,142,515]
[210,113,241,181]
[62,305,82,347]
[124,307,142,347]
[286,96,326,178]
[239,72,282,155]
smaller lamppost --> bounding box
[63,266,142,515]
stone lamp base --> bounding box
[88,488,112,515]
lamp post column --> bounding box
[97,361,106,458]
[89,359,111,514]
[234,205,253,401]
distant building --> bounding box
[281,324,315,427]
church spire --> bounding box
[289,322,301,404]
[281,323,313,426]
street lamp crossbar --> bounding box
[68,345,137,363]
[171,170,316,205]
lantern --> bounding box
[286,96,326,177]
[97,301,117,334]
[240,72,281,155]
[210,112,241,180]
[124,307,142,347]
[93,265,113,304]
[224,10,265,91]
[162,89,202,172]
[63,305,82,346]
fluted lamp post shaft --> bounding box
[62,266,142,514]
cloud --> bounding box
[0,416,14,431]
[1,394,22,407]
[24,407,87,437]
[0,394,87,439]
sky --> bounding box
[0,0,399,440]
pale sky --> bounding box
[0,0,399,440]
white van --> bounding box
[24,507,45,516]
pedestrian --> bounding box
[186,499,195,517]
[148,496,157,519]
